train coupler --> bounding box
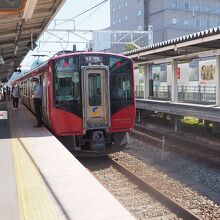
[90,131,106,151]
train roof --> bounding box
[49,51,132,61]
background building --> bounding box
[110,0,220,51]
[89,28,112,52]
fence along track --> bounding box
[133,126,220,170]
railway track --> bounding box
[133,125,220,170]
[109,157,202,220]
[81,156,204,220]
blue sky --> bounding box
[21,0,110,69]
[55,0,110,29]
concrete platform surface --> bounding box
[0,101,135,220]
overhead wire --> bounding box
[39,0,109,53]
[56,0,109,26]
[76,1,108,28]
[62,2,109,51]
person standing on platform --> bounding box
[31,78,43,127]
[0,85,3,101]
[6,86,11,101]
[11,83,20,110]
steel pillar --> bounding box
[171,60,178,102]
[216,55,220,105]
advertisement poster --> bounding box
[199,60,215,85]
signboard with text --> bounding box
[0,111,8,120]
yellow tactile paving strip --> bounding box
[12,138,59,220]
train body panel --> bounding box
[50,108,83,136]
[111,105,136,132]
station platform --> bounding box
[136,98,220,122]
[0,101,135,220]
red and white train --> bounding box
[16,51,136,156]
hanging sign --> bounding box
[0,0,25,13]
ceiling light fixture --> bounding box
[0,56,5,65]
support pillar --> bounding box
[216,55,220,105]
[171,59,178,102]
[213,122,220,134]
[204,120,210,132]
[143,64,151,99]
[135,109,141,124]
[174,116,181,133]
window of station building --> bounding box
[124,1,127,7]
[112,20,115,25]
[184,13,190,26]
[184,2,190,10]
[112,7,115,13]
[138,25,142,30]
[206,2,211,12]
[207,17,211,28]
[137,9,142,16]
[195,0,201,11]
[172,17,177,24]
[195,18,201,27]
[184,18,189,26]
[118,18,121,24]
[118,4,121,10]
[125,15,128,21]
[172,0,178,9]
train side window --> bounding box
[53,57,80,104]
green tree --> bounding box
[125,44,138,51]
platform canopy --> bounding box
[0,0,65,82]
[124,27,220,66]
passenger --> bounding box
[0,85,3,101]
[6,86,11,101]
[11,83,20,110]
[31,78,43,127]
[3,86,6,99]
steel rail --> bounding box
[108,157,202,220]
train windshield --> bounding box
[109,56,133,103]
[53,57,80,104]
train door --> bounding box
[42,73,50,125]
[81,65,110,132]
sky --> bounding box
[21,0,110,69]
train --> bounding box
[15,51,136,156]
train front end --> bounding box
[50,52,135,156]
